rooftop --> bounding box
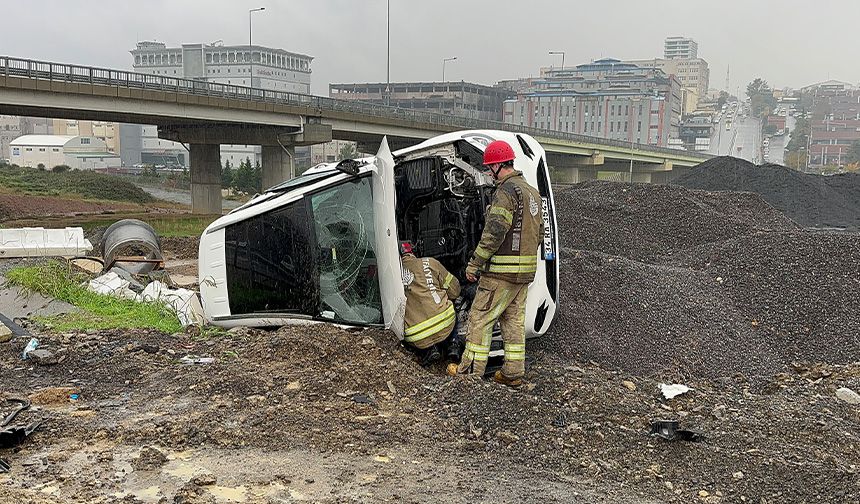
[10,135,75,146]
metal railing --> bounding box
[0,56,709,160]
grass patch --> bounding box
[148,216,215,237]
[0,166,155,204]
[6,261,183,333]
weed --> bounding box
[6,261,183,333]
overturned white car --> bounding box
[198,130,559,344]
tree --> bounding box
[786,117,811,153]
[232,157,255,194]
[716,91,729,109]
[785,151,808,171]
[746,78,771,99]
[253,159,262,192]
[846,140,860,164]
[221,159,233,189]
[337,143,359,161]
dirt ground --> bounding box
[0,193,152,222]
[2,181,859,503]
[2,324,859,503]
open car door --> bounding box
[371,137,406,337]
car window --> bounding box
[310,177,382,325]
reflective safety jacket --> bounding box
[467,171,543,284]
[401,254,461,349]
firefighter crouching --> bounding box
[400,241,463,365]
[447,140,543,387]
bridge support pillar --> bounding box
[190,143,222,215]
[262,145,294,190]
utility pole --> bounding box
[249,7,265,89]
[385,0,390,105]
[442,57,457,82]
[549,51,565,72]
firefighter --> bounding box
[400,241,463,365]
[447,140,543,386]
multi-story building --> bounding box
[805,84,860,167]
[0,115,22,161]
[130,41,315,168]
[52,120,120,154]
[664,37,698,59]
[502,58,681,146]
[625,59,709,114]
[329,81,512,122]
[131,41,312,93]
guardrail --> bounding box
[0,56,709,161]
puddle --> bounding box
[208,485,248,502]
[164,461,204,479]
[130,485,164,502]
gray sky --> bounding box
[2,0,858,95]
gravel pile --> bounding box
[554,181,796,261]
[544,181,860,381]
[675,156,860,230]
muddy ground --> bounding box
[2,181,860,503]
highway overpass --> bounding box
[0,56,710,213]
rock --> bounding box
[621,380,637,391]
[192,473,217,486]
[732,471,745,480]
[29,348,59,365]
[286,381,301,391]
[712,405,727,420]
[0,323,12,343]
[698,490,710,498]
[835,387,860,404]
[664,481,674,491]
[497,430,520,445]
[131,446,168,471]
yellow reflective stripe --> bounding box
[404,305,455,336]
[489,206,513,225]
[404,310,455,343]
[505,352,526,361]
[489,255,538,265]
[475,246,493,260]
[443,273,454,289]
[473,354,489,361]
[505,344,526,352]
[487,264,537,273]
[466,342,490,354]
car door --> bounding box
[370,137,406,337]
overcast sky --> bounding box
[2,0,858,95]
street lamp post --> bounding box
[548,51,565,71]
[385,0,390,105]
[442,57,457,82]
[249,7,265,89]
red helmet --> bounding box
[482,140,516,166]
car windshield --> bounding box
[223,175,382,325]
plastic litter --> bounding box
[649,419,704,442]
[659,383,691,400]
[21,338,38,360]
[87,272,137,300]
[180,355,215,365]
[86,274,204,327]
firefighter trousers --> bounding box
[456,276,528,379]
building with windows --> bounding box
[130,41,315,168]
[625,58,709,114]
[664,37,698,59]
[51,120,120,154]
[131,41,312,93]
[0,115,22,161]
[9,135,121,170]
[502,59,681,146]
[329,81,512,122]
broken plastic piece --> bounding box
[649,420,704,442]
[0,422,40,449]
[659,383,691,400]
[180,355,215,365]
[21,338,38,360]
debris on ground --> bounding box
[659,383,690,400]
[87,272,204,326]
[0,227,93,258]
[674,156,860,230]
[648,420,704,442]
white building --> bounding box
[9,135,121,170]
[664,37,698,59]
[130,41,314,167]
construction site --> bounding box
[1,152,860,504]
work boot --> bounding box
[418,345,442,367]
[493,370,523,387]
[446,363,459,376]
[445,333,464,360]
